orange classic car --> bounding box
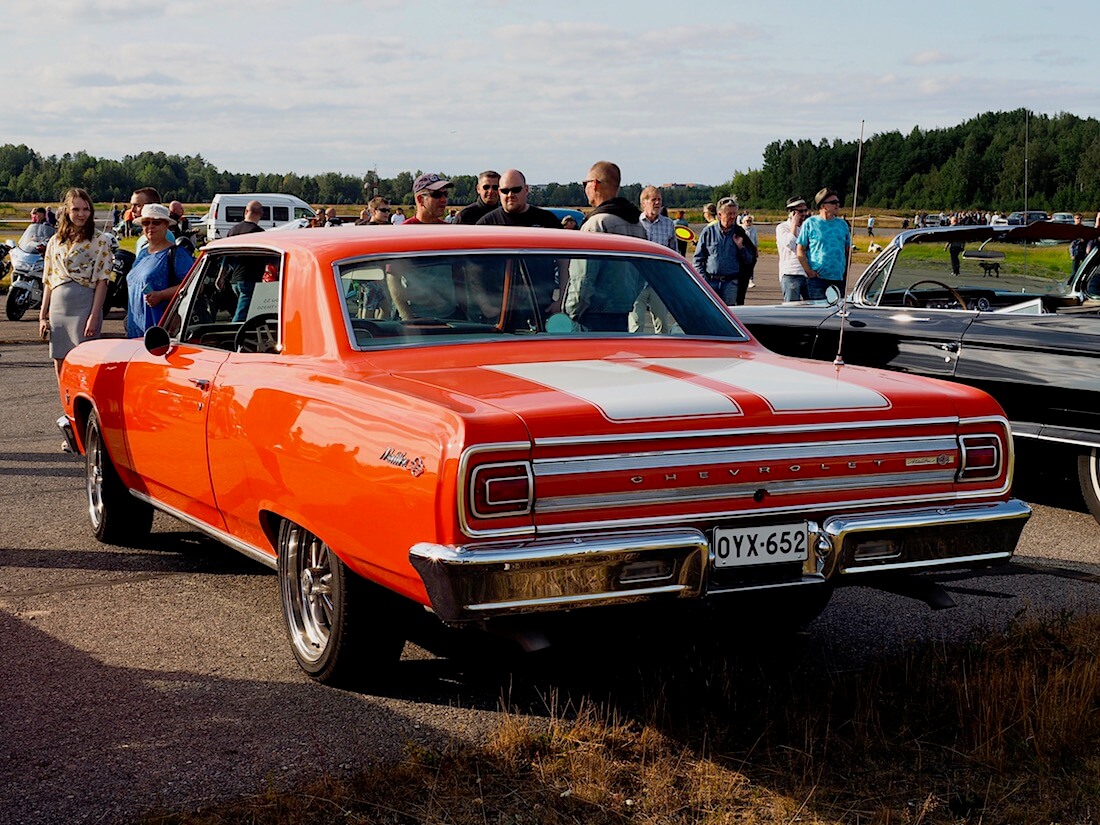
[57,225,1030,684]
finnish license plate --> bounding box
[713,523,809,568]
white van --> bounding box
[205,193,316,242]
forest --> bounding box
[1,109,1097,211]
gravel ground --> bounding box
[0,251,1096,824]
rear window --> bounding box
[335,252,744,348]
[225,205,272,223]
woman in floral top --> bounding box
[38,188,112,380]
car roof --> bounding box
[205,224,680,261]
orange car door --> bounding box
[122,344,230,528]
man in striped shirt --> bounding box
[630,185,676,333]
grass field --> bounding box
[138,612,1100,824]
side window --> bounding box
[294,206,313,220]
[163,252,282,352]
[224,206,245,223]
[272,206,289,222]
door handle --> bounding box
[187,378,211,390]
[938,342,960,353]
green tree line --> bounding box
[2,109,1097,211]
[721,109,1100,212]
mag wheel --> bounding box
[85,411,154,545]
[1078,448,1100,525]
[277,521,406,686]
[5,285,29,321]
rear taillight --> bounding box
[470,461,532,518]
[957,435,1001,481]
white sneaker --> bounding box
[747,280,755,289]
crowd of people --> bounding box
[24,164,1099,409]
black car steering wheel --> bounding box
[902,279,968,309]
[234,313,279,353]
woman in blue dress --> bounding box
[126,203,194,338]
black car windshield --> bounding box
[861,227,1098,312]
[336,252,746,347]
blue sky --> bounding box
[4,0,1097,185]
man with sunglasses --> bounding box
[454,170,501,225]
[401,173,454,225]
[797,187,851,300]
[476,169,560,228]
[776,196,810,301]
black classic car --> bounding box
[735,222,1100,525]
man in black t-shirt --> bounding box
[476,169,562,312]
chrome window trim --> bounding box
[331,247,750,350]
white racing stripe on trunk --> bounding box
[648,358,891,412]
[486,360,742,421]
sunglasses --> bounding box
[481,184,499,191]
[376,207,391,213]
[822,199,840,206]
[425,189,449,199]
[582,179,599,187]
[499,186,524,195]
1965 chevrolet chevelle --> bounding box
[57,225,1029,684]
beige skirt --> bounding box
[48,281,97,360]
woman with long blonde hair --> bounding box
[38,188,112,380]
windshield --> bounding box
[862,236,1080,309]
[336,252,746,347]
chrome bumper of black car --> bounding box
[409,499,1031,623]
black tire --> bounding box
[85,411,154,545]
[6,285,29,321]
[277,521,406,686]
[1078,447,1100,525]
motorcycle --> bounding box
[5,240,46,321]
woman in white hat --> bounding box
[37,187,112,381]
[126,203,193,337]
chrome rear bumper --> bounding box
[409,499,1030,623]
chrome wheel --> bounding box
[83,411,153,545]
[280,523,334,665]
[1079,448,1100,525]
[277,520,408,684]
[86,419,107,532]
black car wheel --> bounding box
[277,520,406,686]
[85,410,154,545]
[5,285,29,321]
[1078,448,1100,524]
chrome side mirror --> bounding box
[824,283,843,306]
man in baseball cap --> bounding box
[402,173,454,225]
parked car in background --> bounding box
[57,225,1029,685]
[733,221,1100,528]
[1007,210,1049,225]
[1050,212,1076,224]
[204,193,316,242]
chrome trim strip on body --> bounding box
[1013,425,1100,450]
[531,416,960,447]
[130,491,278,570]
[537,469,959,513]
[534,436,958,477]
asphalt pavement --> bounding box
[0,253,1097,825]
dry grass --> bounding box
[139,611,1100,824]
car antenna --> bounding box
[835,119,865,369]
